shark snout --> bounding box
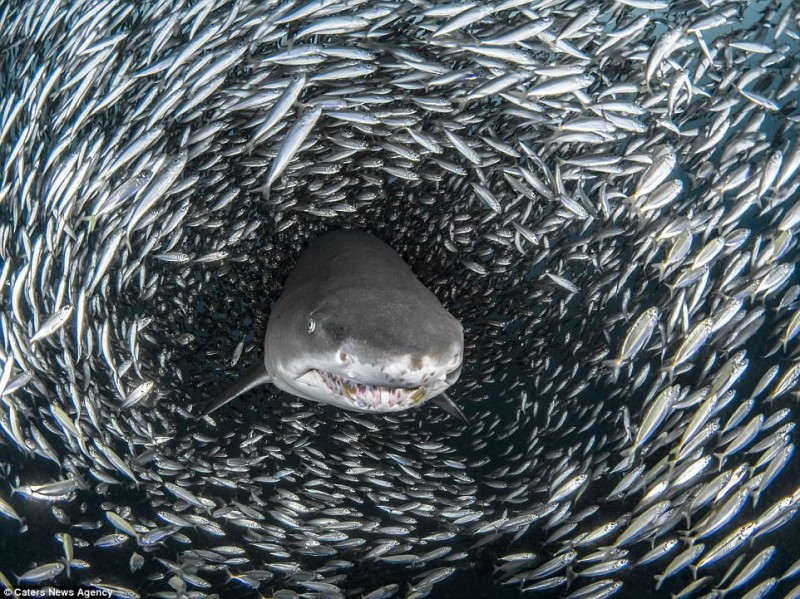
[338,347,462,389]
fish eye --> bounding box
[307,317,315,334]
[338,351,347,363]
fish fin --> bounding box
[199,361,272,418]
[511,523,530,544]
[431,393,469,425]
[602,359,621,383]
[564,565,576,587]
[713,452,726,470]
[618,452,636,472]
[763,341,781,357]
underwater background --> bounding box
[2,0,800,597]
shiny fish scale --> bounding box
[1,0,800,598]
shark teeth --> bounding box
[316,370,424,411]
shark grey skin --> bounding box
[202,230,465,418]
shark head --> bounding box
[265,286,463,412]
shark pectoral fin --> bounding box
[199,361,272,418]
[431,393,470,425]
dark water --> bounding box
[2,0,800,598]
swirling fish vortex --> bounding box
[1,0,800,598]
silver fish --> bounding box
[263,104,323,194]
[2,1,800,598]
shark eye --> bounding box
[307,317,315,334]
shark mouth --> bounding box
[316,370,427,411]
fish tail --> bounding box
[713,452,726,470]
[602,359,621,383]
[565,566,577,587]
[661,362,675,383]
[666,453,679,477]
